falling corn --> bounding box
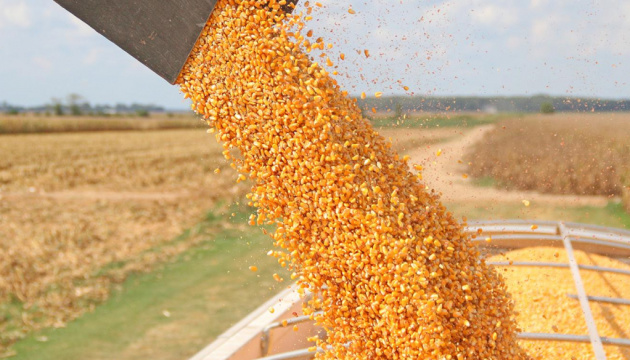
[177,1,529,359]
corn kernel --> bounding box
[176,1,530,359]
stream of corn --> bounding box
[177,0,629,358]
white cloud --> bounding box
[506,36,523,50]
[82,48,103,65]
[2,0,629,106]
[530,0,547,9]
[32,56,52,70]
[470,4,518,27]
[68,13,95,38]
[531,18,551,41]
[0,0,31,28]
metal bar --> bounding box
[465,220,630,245]
[264,313,321,332]
[261,312,323,356]
[568,238,630,252]
[563,221,630,240]
[518,333,630,347]
[566,294,630,306]
[487,261,630,276]
[256,332,630,360]
[257,344,348,360]
[472,226,558,235]
[466,219,630,239]
[255,348,318,360]
[471,234,562,242]
[574,264,630,275]
[467,219,560,226]
[559,222,607,359]
[472,234,630,254]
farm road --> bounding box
[400,125,609,207]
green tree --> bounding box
[135,109,150,117]
[394,102,403,119]
[360,106,369,120]
[51,98,64,116]
[67,93,86,116]
[540,102,555,114]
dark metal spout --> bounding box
[53,0,298,84]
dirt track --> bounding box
[387,125,609,207]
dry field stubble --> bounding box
[466,113,630,201]
[0,114,202,134]
[0,129,243,350]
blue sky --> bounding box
[1,0,629,110]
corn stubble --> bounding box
[467,114,630,198]
[178,1,529,358]
[0,130,235,351]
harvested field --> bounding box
[369,112,505,128]
[377,127,455,153]
[0,129,243,352]
[0,129,225,192]
[466,113,630,198]
[0,114,202,134]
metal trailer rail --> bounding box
[190,220,630,360]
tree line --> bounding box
[1,94,167,117]
[4,94,630,116]
[355,95,630,113]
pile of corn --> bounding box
[178,0,529,358]
[490,247,630,359]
